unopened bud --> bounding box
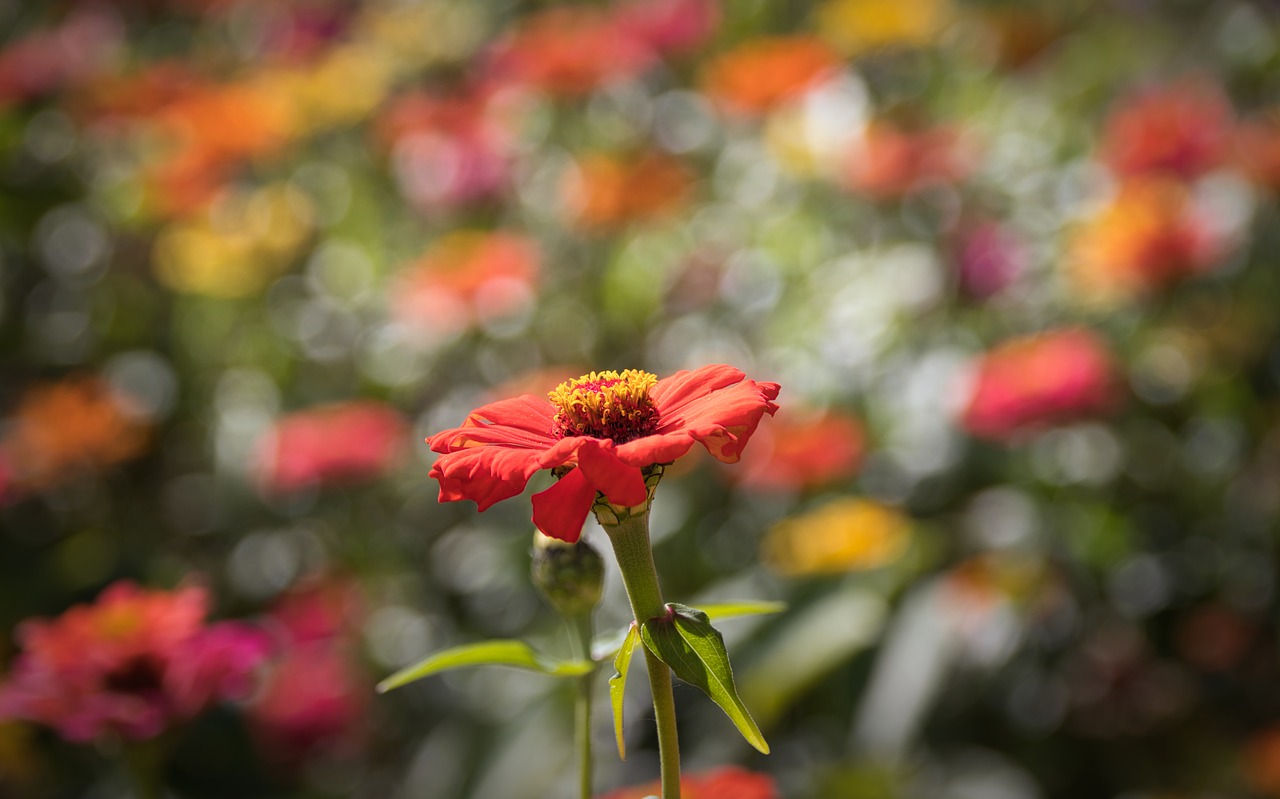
[531,530,605,618]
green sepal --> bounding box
[592,600,785,661]
[376,640,593,693]
[640,603,770,754]
[607,623,641,760]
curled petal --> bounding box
[531,468,598,542]
[654,367,780,463]
[576,440,647,507]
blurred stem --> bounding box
[573,614,595,799]
[603,510,681,799]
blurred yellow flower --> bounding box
[817,0,953,55]
[152,184,312,298]
[763,498,910,576]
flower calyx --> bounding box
[591,463,666,527]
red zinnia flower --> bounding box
[597,766,779,799]
[254,401,408,495]
[427,365,780,542]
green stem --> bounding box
[603,511,681,799]
[573,614,595,799]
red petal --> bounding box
[577,440,647,506]
[652,365,780,463]
[531,467,597,542]
[429,446,545,510]
[649,364,746,413]
[615,431,698,466]
[467,394,556,432]
[428,395,557,454]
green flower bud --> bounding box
[530,530,605,618]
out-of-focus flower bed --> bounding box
[1,0,1280,796]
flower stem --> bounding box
[573,614,595,799]
[602,510,681,799]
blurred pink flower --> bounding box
[614,0,721,56]
[598,766,778,799]
[390,230,540,335]
[379,89,516,211]
[0,581,268,742]
[843,119,974,199]
[248,576,367,765]
[0,7,122,108]
[255,401,408,495]
[734,410,865,492]
[1100,78,1233,180]
[960,328,1119,441]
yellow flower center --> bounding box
[548,370,660,443]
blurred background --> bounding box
[3,0,1280,796]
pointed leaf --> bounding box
[377,640,592,693]
[607,624,640,760]
[640,603,770,754]
[701,600,787,622]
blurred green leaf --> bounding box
[377,640,593,693]
[607,623,640,760]
[640,603,769,754]
[701,600,787,622]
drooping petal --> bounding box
[531,467,598,542]
[652,366,780,463]
[428,446,545,510]
[576,439,648,506]
[615,430,699,467]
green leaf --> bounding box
[376,640,593,693]
[608,624,641,760]
[592,600,785,661]
[640,603,770,754]
[700,600,787,622]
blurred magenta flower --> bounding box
[734,409,864,492]
[700,36,841,115]
[390,230,540,335]
[953,220,1025,299]
[0,581,269,742]
[0,7,122,108]
[1100,78,1233,181]
[597,766,778,799]
[960,328,1119,441]
[614,0,721,56]
[1069,177,1226,303]
[254,401,408,495]
[428,366,779,541]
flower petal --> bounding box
[652,365,780,463]
[531,467,598,542]
[615,431,698,466]
[577,440,648,507]
[428,446,545,510]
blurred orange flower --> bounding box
[390,230,540,335]
[1248,727,1280,797]
[486,6,656,97]
[763,497,910,576]
[1100,78,1233,180]
[254,401,408,495]
[0,375,150,498]
[597,766,778,799]
[735,410,864,492]
[701,36,841,115]
[843,119,974,199]
[0,581,269,742]
[960,328,1119,441]
[1236,110,1280,190]
[564,152,694,228]
[1069,177,1225,303]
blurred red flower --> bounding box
[0,581,269,742]
[734,410,864,492]
[486,6,656,97]
[597,766,778,799]
[0,7,122,108]
[254,401,408,495]
[960,328,1119,441]
[1236,110,1280,190]
[1069,177,1225,302]
[701,36,841,115]
[564,151,695,228]
[843,119,974,199]
[390,230,540,335]
[1100,78,1233,180]
[428,366,780,541]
